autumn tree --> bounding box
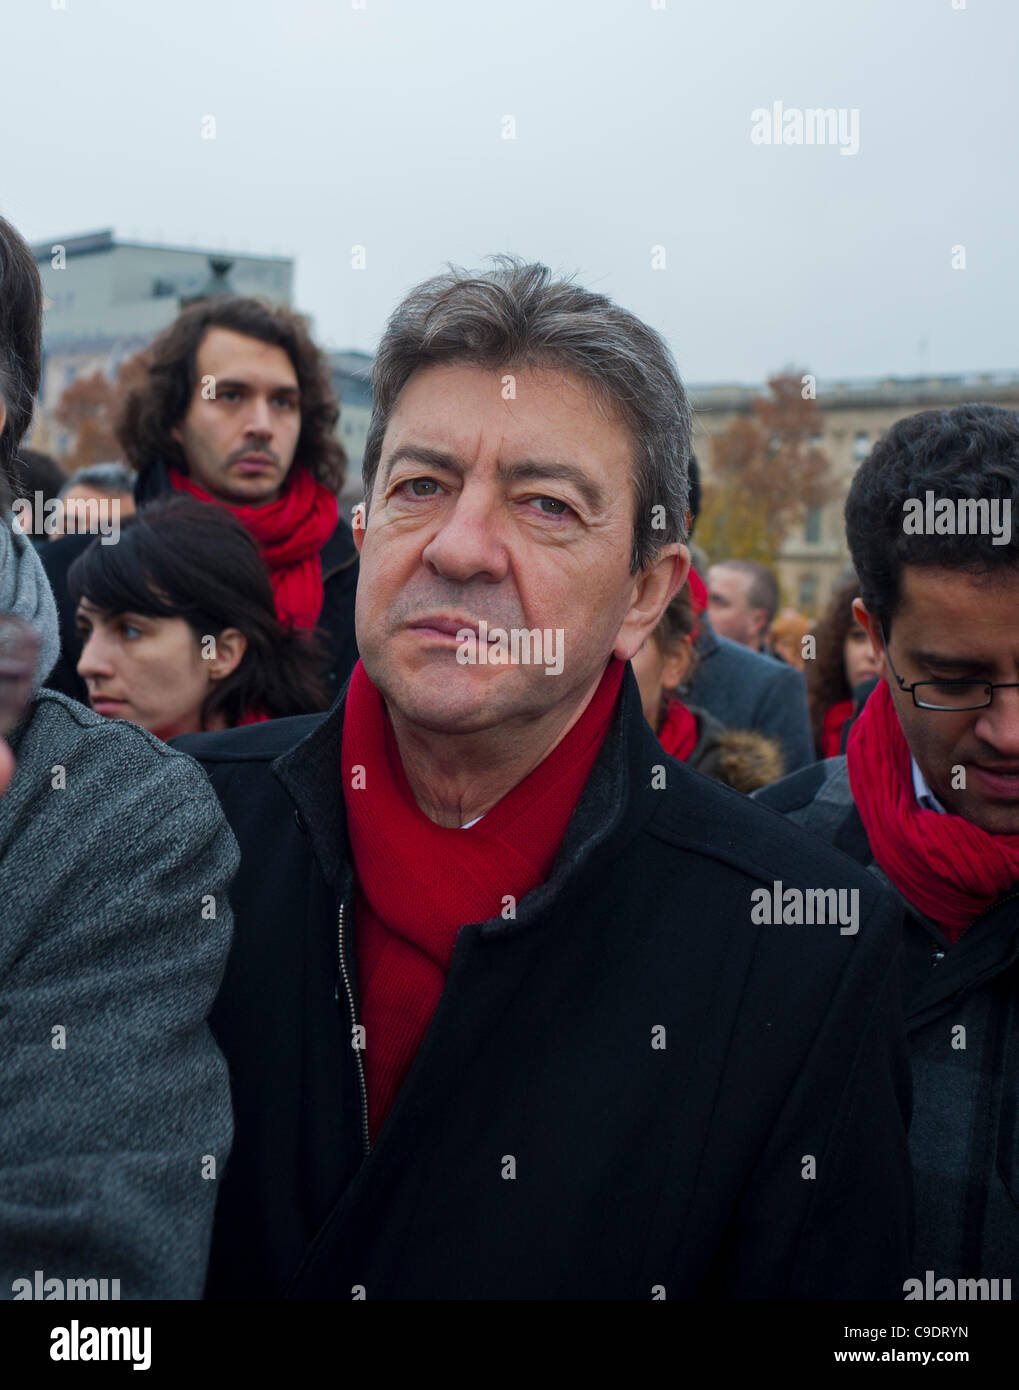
[52,351,147,472]
[696,370,834,569]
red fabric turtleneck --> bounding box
[847,678,1019,941]
[168,465,338,629]
[342,656,625,1139]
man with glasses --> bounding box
[756,402,1019,1294]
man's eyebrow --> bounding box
[381,446,606,513]
[382,445,464,486]
[911,648,994,672]
[498,460,605,514]
[214,378,299,395]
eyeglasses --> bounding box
[0,614,38,738]
[881,624,1019,711]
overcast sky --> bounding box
[4,0,1016,384]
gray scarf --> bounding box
[0,516,61,692]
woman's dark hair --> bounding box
[845,403,1019,634]
[806,571,860,750]
[115,296,347,493]
[652,580,697,652]
[66,495,331,728]
[0,216,43,511]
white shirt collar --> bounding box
[911,756,947,815]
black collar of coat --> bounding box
[270,660,664,928]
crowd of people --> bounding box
[1,208,1017,1302]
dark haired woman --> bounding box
[807,571,882,758]
[68,495,330,740]
[631,580,785,793]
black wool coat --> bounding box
[175,666,914,1301]
[756,756,1019,1286]
[38,460,359,703]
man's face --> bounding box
[857,566,1019,834]
[707,565,765,647]
[353,362,687,737]
[170,328,301,506]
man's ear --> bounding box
[613,544,691,664]
[351,501,366,554]
[852,597,885,668]
[207,628,247,682]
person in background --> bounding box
[69,495,330,740]
[682,464,814,770]
[9,447,65,552]
[40,296,359,702]
[807,570,882,758]
[632,582,784,792]
[769,608,811,670]
[756,403,1019,1290]
[49,460,137,539]
[0,212,236,1297]
[707,558,779,652]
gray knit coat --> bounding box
[0,521,239,1298]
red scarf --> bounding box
[169,465,338,629]
[342,657,625,1139]
[657,696,698,761]
[821,698,854,758]
[847,678,1019,940]
[687,569,708,639]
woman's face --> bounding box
[843,619,881,691]
[75,600,218,739]
[631,633,694,731]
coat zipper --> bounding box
[929,889,1019,967]
[337,901,371,1156]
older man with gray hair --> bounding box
[181,257,913,1300]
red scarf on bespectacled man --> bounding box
[847,679,1019,942]
[169,465,338,629]
[342,655,626,1140]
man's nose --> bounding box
[420,491,510,585]
[244,396,274,438]
[974,684,1019,756]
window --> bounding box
[804,506,822,544]
[799,573,819,610]
[853,431,871,462]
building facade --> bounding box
[689,372,1019,615]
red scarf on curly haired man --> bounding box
[847,678,1019,942]
[169,465,338,630]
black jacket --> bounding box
[175,666,913,1300]
[684,615,814,775]
[38,460,359,703]
[755,756,1019,1285]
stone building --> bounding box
[688,372,1019,614]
